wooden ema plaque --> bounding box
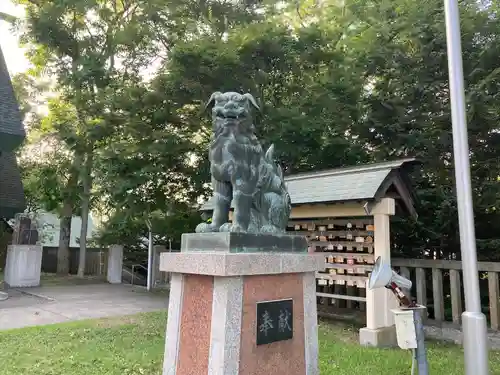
[286,219,374,311]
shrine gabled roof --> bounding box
[200,158,420,218]
[0,45,26,152]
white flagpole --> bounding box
[443,1,488,374]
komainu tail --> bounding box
[265,144,286,183]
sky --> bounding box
[0,1,29,75]
[0,0,160,80]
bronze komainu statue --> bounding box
[196,91,291,234]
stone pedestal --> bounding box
[4,244,43,287]
[107,244,123,284]
[160,232,325,375]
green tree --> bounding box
[161,21,369,178]
[15,0,500,266]
[14,0,177,275]
[12,73,70,219]
[339,0,500,260]
[92,0,273,249]
[161,0,500,261]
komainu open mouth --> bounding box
[216,111,245,120]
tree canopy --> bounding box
[10,0,500,262]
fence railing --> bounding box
[85,250,107,276]
[314,256,500,330]
[392,258,500,330]
[41,246,108,276]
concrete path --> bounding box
[0,284,168,330]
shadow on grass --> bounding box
[39,273,107,286]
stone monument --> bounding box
[4,214,43,288]
[160,92,324,375]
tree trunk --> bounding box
[57,152,83,274]
[77,152,93,278]
[57,202,72,274]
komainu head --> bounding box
[205,91,260,137]
[197,91,291,234]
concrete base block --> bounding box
[107,244,123,284]
[4,245,43,287]
[359,325,398,348]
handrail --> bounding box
[132,264,148,272]
[131,264,148,285]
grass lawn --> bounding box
[0,311,499,375]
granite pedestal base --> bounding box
[359,326,397,348]
[160,233,325,375]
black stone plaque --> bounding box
[256,298,293,345]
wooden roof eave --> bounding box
[373,170,418,219]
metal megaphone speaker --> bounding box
[368,256,412,290]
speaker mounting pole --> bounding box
[444,1,489,374]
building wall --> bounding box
[0,227,12,270]
[33,211,98,248]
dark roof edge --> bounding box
[285,158,419,182]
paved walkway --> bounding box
[0,284,168,330]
